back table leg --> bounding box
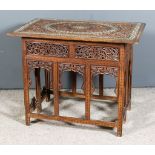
[71,72,76,94]
[35,68,42,113]
[44,69,51,102]
[99,74,104,96]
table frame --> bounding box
[22,37,133,137]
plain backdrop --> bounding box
[0,10,153,88]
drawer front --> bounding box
[25,41,69,58]
[75,45,119,61]
[25,39,120,62]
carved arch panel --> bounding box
[91,65,118,94]
[59,63,85,91]
[91,65,118,77]
[27,60,53,88]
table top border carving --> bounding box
[7,18,145,44]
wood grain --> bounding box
[7,19,145,136]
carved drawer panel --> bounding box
[75,45,119,61]
[26,41,69,57]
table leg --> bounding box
[124,67,128,123]
[53,62,59,116]
[35,68,42,113]
[71,72,76,94]
[117,47,125,137]
[45,69,51,102]
[99,74,104,96]
[22,39,31,125]
[23,62,30,126]
[128,46,133,110]
[85,64,91,120]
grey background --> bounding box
[0,10,154,88]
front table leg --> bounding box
[22,39,31,126]
[23,59,30,126]
[117,46,125,137]
[128,46,133,110]
[85,64,91,120]
[53,62,59,116]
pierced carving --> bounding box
[91,65,118,94]
[27,60,53,87]
[27,60,53,71]
[75,45,119,61]
[59,63,85,75]
[59,63,85,90]
[26,41,69,57]
[91,65,118,77]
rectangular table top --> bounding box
[8,18,145,44]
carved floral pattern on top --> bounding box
[12,19,145,43]
[26,41,69,57]
[75,45,119,61]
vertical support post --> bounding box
[53,62,59,116]
[99,74,104,96]
[85,64,91,120]
[124,67,127,123]
[128,45,133,110]
[123,44,130,122]
[45,69,50,101]
[35,68,42,113]
[22,39,30,125]
[117,45,125,137]
[71,72,76,94]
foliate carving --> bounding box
[27,60,53,88]
[75,45,119,61]
[59,63,85,90]
[91,65,118,94]
[27,60,53,71]
[26,41,69,57]
[59,63,85,75]
[91,65,118,77]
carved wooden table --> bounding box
[8,19,145,136]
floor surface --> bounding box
[0,88,155,144]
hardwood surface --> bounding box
[7,19,145,136]
[7,18,145,44]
